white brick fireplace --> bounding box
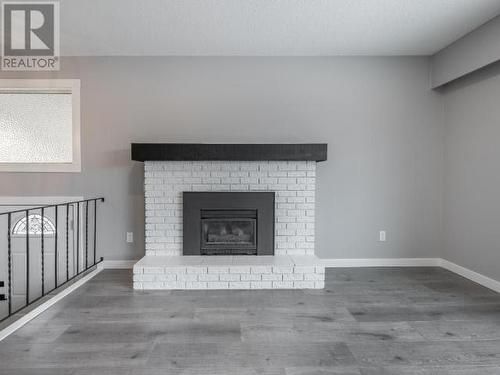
[144,160,316,256]
[132,143,327,290]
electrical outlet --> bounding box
[379,230,387,242]
[126,232,134,243]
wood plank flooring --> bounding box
[1,268,500,374]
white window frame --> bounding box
[0,79,81,173]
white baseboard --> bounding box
[0,268,102,342]
[321,258,440,268]
[99,260,136,269]
[439,259,500,293]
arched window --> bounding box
[12,214,56,236]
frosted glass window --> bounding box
[0,93,73,163]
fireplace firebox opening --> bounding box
[183,192,274,256]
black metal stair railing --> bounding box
[0,198,105,322]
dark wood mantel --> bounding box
[131,143,327,162]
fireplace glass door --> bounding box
[200,209,257,255]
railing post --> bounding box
[85,201,89,269]
[54,206,58,289]
[41,207,45,296]
[25,210,30,306]
[66,204,69,282]
[94,200,97,265]
[76,202,80,275]
[7,213,12,315]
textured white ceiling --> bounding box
[59,0,500,56]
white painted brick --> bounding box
[230,184,249,191]
[164,281,186,289]
[231,171,249,177]
[192,184,212,191]
[273,266,294,274]
[277,229,296,236]
[315,266,326,274]
[133,266,144,274]
[177,274,199,282]
[202,177,220,184]
[273,281,294,288]
[157,274,178,281]
[240,274,262,281]
[229,281,251,289]
[186,266,207,274]
[165,267,186,274]
[192,171,211,177]
[296,229,315,236]
[133,274,155,282]
[211,171,230,177]
[304,273,325,281]
[294,266,316,273]
[277,216,296,223]
[268,184,287,190]
[241,177,258,184]
[222,177,240,184]
[276,191,297,197]
[277,203,296,210]
[229,266,251,274]
[286,223,306,229]
[262,274,283,281]
[144,160,316,257]
[220,274,241,281]
[251,266,272,274]
[283,273,304,281]
[249,185,268,191]
[296,216,315,223]
[240,164,258,171]
[208,266,229,274]
[142,282,164,289]
[315,281,325,288]
[185,282,208,289]
[297,203,315,210]
[278,164,297,171]
[294,281,315,289]
[278,177,298,184]
[198,274,220,282]
[133,282,143,289]
[275,209,287,217]
[268,171,287,177]
[297,191,315,197]
[143,267,164,274]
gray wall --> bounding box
[441,63,500,281]
[0,57,443,261]
[431,15,500,88]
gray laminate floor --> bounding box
[1,268,500,374]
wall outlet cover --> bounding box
[126,232,134,243]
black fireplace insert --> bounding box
[183,192,274,256]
